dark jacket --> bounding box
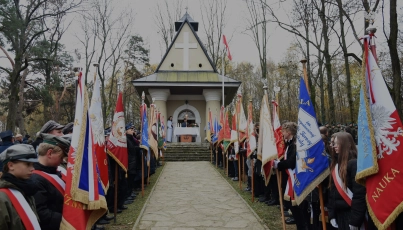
[31,137,43,152]
[0,180,39,230]
[0,141,13,171]
[127,134,137,174]
[31,163,64,230]
[328,159,366,227]
[277,138,296,190]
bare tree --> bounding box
[153,0,184,52]
[200,0,228,72]
[0,0,81,131]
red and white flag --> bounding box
[106,92,128,172]
[246,100,256,157]
[355,36,403,230]
[89,74,109,192]
[222,35,232,61]
[237,93,247,143]
[272,101,285,160]
[61,72,107,229]
[257,94,278,186]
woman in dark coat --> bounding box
[328,132,366,230]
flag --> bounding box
[294,77,330,205]
[217,106,225,144]
[106,92,128,172]
[257,94,278,186]
[222,35,232,61]
[157,113,164,149]
[212,118,219,144]
[237,93,247,143]
[89,74,109,193]
[148,104,158,159]
[140,103,150,154]
[246,100,256,157]
[356,36,403,230]
[230,108,239,155]
[223,110,231,152]
[61,73,107,229]
[206,109,212,143]
[160,115,167,150]
[272,101,285,159]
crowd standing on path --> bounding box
[212,121,403,230]
[0,120,160,230]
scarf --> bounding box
[2,173,38,196]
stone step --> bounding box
[163,144,211,161]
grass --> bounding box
[105,164,164,230]
[213,164,297,230]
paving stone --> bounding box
[134,162,267,230]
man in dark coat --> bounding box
[0,130,14,173]
[31,133,70,230]
[31,120,65,151]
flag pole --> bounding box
[301,59,326,230]
[249,99,255,203]
[140,92,145,198]
[114,79,122,223]
[237,96,242,189]
[272,85,286,230]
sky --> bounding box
[0,0,399,77]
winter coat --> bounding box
[127,134,137,174]
[328,159,366,228]
[0,180,39,230]
[31,163,64,230]
[277,138,296,190]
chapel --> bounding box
[132,12,241,142]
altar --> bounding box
[173,127,200,143]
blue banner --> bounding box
[140,104,149,153]
[294,77,330,204]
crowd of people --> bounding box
[0,120,159,230]
[212,122,403,230]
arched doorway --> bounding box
[172,104,201,142]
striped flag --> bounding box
[223,110,232,152]
[61,72,107,229]
[246,100,256,157]
[272,101,285,159]
[231,108,239,155]
[237,93,247,143]
[206,109,212,143]
[222,35,232,61]
[89,73,109,192]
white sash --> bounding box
[9,188,41,229]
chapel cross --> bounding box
[175,32,197,70]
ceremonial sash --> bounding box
[57,166,67,181]
[33,170,65,195]
[332,164,367,230]
[284,168,296,206]
[0,188,41,230]
[331,164,352,206]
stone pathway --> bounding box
[134,161,267,230]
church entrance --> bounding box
[172,104,201,143]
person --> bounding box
[167,116,173,142]
[62,122,74,135]
[0,144,40,229]
[0,131,14,174]
[328,132,366,230]
[14,134,23,144]
[31,133,70,230]
[181,118,188,127]
[31,120,65,151]
[274,122,308,230]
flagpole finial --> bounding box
[93,63,99,67]
[300,59,307,64]
[263,85,268,95]
[366,25,377,35]
[152,97,155,104]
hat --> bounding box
[62,122,74,135]
[40,120,65,134]
[125,123,134,131]
[40,133,71,155]
[0,144,38,163]
[0,130,13,139]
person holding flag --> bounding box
[273,122,308,230]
